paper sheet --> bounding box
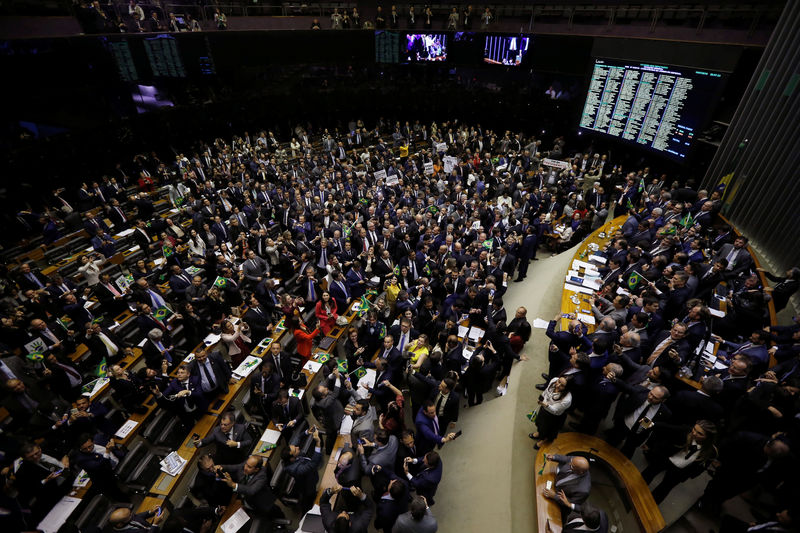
[37,496,82,533]
[576,314,596,325]
[467,327,485,342]
[457,325,469,339]
[709,308,726,318]
[114,419,138,439]
[564,283,594,295]
[572,260,595,270]
[259,428,282,445]
[462,346,475,360]
[203,333,221,346]
[588,254,607,264]
[116,228,135,237]
[532,318,551,329]
[339,414,354,435]
[220,507,251,533]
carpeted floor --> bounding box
[433,247,577,533]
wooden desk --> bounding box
[535,432,665,533]
[147,414,218,497]
[559,216,627,334]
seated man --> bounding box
[541,454,592,520]
[191,454,233,508]
[107,506,163,532]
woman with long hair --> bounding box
[343,326,367,371]
[529,376,572,449]
[640,420,718,503]
[407,333,431,372]
[315,290,339,336]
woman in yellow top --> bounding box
[399,142,409,159]
[408,334,431,371]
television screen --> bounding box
[483,35,530,66]
[405,33,447,62]
[578,58,727,160]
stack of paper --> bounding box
[457,325,470,339]
[304,360,323,373]
[160,451,187,476]
[339,414,354,435]
[467,327,485,342]
[588,254,607,264]
[114,420,138,439]
[532,318,551,329]
[233,356,262,379]
[220,507,250,533]
[37,496,82,533]
[258,428,281,450]
[203,333,221,346]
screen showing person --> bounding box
[406,33,448,62]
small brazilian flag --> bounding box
[82,378,100,395]
[393,265,401,276]
[526,410,538,422]
[353,366,367,379]
[664,226,677,235]
[366,289,378,297]
[213,276,227,288]
[423,263,432,276]
[626,198,635,211]
[359,198,369,206]
[26,351,44,362]
[95,357,108,378]
[162,245,174,258]
[125,274,134,285]
[638,178,645,194]
[379,323,387,339]
[538,455,548,475]
[337,360,348,373]
[276,318,285,330]
[317,352,331,363]
[175,196,185,207]
[679,213,694,228]
[428,205,439,215]
[57,316,74,331]
[482,239,493,250]
[628,271,643,291]
[153,306,171,321]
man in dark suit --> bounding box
[270,389,305,433]
[17,262,48,292]
[132,220,156,256]
[142,328,176,370]
[168,265,193,299]
[187,348,231,399]
[13,441,73,521]
[606,381,671,457]
[403,450,443,506]
[320,484,374,533]
[194,411,252,465]
[192,454,233,508]
[413,400,457,455]
[95,273,130,316]
[562,503,609,533]
[369,465,409,532]
[29,317,76,358]
[389,318,420,354]
[90,228,116,258]
[542,454,592,516]
[346,260,368,299]
[414,374,459,435]
[281,426,323,513]
[329,270,352,312]
[71,433,129,502]
[241,250,269,288]
[107,506,163,533]
[243,295,272,342]
[153,366,207,429]
[571,363,622,435]
[644,323,691,374]
[218,455,283,518]
[312,369,354,454]
[668,375,724,424]
[265,341,294,387]
[714,236,753,279]
[377,335,404,377]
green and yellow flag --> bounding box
[628,271,643,291]
[353,366,367,379]
[153,306,172,321]
[316,352,331,363]
[95,357,108,377]
[213,276,227,288]
[337,360,348,373]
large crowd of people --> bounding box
[1,115,798,533]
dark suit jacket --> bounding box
[551,454,592,505]
[372,470,409,531]
[221,460,276,512]
[158,376,206,414]
[408,460,443,506]
[320,488,374,533]
[668,390,723,424]
[187,351,232,393]
[269,396,305,427]
[283,448,323,498]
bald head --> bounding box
[571,456,590,474]
[109,507,133,528]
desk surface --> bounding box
[559,216,627,334]
[535,432,665,533]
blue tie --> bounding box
[309,280,316,301]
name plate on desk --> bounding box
[115,419,138,439]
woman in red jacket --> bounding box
[315,290,339,336]
[288,316,319,363]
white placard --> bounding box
[114,419,138,439]
[435,142,447,153]
[38,496,82,533]
[386,175,399,186]
[424,161,434,175]
[543,158,570,170]
[564,283,594,295]
[588,254,607,264]
[443,156,458,174]
[232,356,262,379]
[373,169,387,181]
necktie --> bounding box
[274,356,282,378]
[202,361,216,390]
[435,393,444,415]
[59,363,82,387]
[107,283,121,297]
[28,273,43,288]
[647,339,672,366]
[43,328,59,344]
[399,333,406,352]
[309,280,316,301]
[684,444,699,460]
